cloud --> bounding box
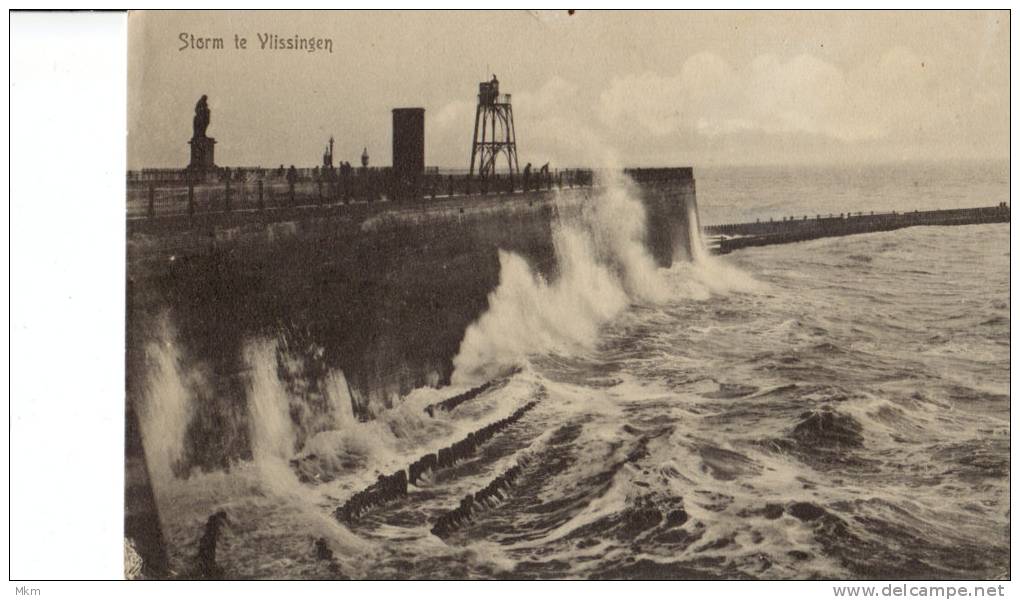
[428,46,1005,169]
[597,45,1009,152]
[513,77,618,166]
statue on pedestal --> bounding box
[188,94,217,174]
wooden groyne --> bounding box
[423,367,521,417]
[704,204,1009,254]
[430,456,531,539]
[334,400,539,524]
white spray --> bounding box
[673,221,766,298]
[452,172,671,384]
[138,316,194,487]
[322,369,358,430]
[243,339,302,493]
[686,193,709,264]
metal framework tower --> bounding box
[469,75,519,180]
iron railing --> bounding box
[126,166,695,220]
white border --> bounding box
[9,11,127,581]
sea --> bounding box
[137,160,1010,580]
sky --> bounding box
[128,10,1009,170]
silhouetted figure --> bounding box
[314,537,334,561]
[286,165,298,204]
[323,135,334,168]
[193,95,210,139]
[195,510,229,579]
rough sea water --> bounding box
[138,161,1009,580]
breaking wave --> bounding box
[452,174,669,384]
[452,171,759,383]
[137,316,194,487]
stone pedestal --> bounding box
[188,136,216,171]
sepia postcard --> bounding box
[123,10,1010,581]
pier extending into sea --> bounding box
[704,204,1010,254]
